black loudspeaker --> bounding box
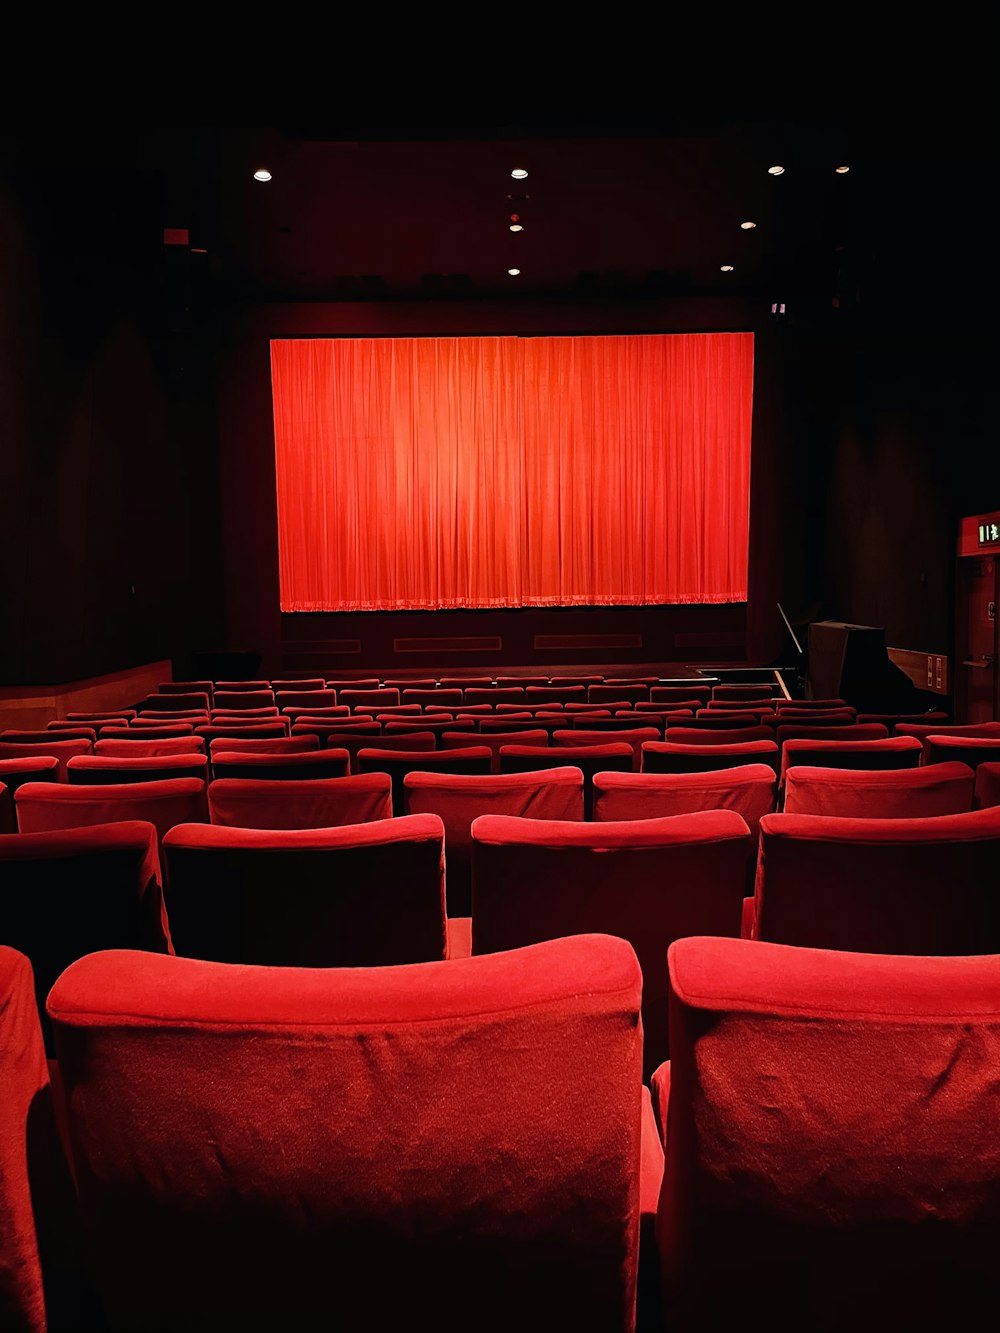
[808,621,917,711]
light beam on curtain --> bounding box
[270,333,753,611]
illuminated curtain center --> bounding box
[270,333,753,611]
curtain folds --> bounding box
[271,333,753,611]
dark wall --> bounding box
[215,297,803,674]
[796,328,997,655]
[0,157,224,685]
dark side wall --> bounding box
[794,326,997,656]
[0,157,224,685]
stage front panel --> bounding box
[271,333,753,611]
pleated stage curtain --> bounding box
[270,333,753,611]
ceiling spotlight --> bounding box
[510,168,528,180]
[835,165,850,174]
[767,165,784,176]
[740,221,756,230]
[509,223,523,232]
[507,267,521,276]
[720,264,734,272]
[253,168,272,182]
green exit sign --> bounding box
[979,522,1000,545]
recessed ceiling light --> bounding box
[767,165,784,176]
[740,221,756,230]
[509,223,523,232]
[510,168,528,180]
[720,264,734,272]
[253,168,272,182]
[507,267,521,276]
[835,165,850,174]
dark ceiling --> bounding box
[2,112,994,323]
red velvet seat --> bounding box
[67,754,209,785]
[326,678,379,691]
[301,729,434,775]
[128,719,195,733]
[196,723,289,744]
[923,735,1000,768]
[572,715,665,736]
[641,739,781,774]
[635,699,702,713]
[472,811,750,1076]
[382,679,437,691]
[404,768,584,914]
[773,708,856,723]
[136,692,210,713]
[383,719,456,737]
[353,704,423,717]
[3,727,96,744]
[775,722,889,747]
[209,707,279,720]
[858,710,950,727]
[555,727,659,772]
[208,774,393,830]
[0,738,92,780]
[711,683,775,701]
[651,685,711,705]
[292,718,381,742]
[16,778,208,844]
[207,735,319,756]
[565,702,618,714]
[100,724,193,741]
[49,934,647,1333]
[403,688,463,707]
[664,725,774,747]
[211,750,351,781]
[705,698,778,712]
[0,946,49,1333]
[159,680,214,701]
[655,937,1000,1333]
[441,729,548,775]
[340,688,400,711]
[163,816,447,966]
[50,716,127,732]
[270,679,326,692]
[0,756,60,806]
[895,721,1000,758]
[497,676,548,688]
[594,765,778,840]
[501,743,633,818]
[357,747,492,816]
[975,763,1000,809]
[783,762,975,818]
[0,822,169,1049]
[589,683,649,704]
[550,675,604,686]
[748,807,1000,952]
[274,689,340,712]
[439,676,492,689]
[95,736,205,758]
[211,690,275,711]
[478,714,537,731]
[214,680,270,691]
[780,735,922,778]
[137,711,210,725]
[283,706,351,721]
[465,687,524,705]
[670,713,765,730]
[525,685,587,704]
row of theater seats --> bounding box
[3,931,996,1332]
[2,680,999,1329]
[5,768,1000,1067]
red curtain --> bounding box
[271,333,753,611]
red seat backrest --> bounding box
[163,815,447,967]
[403,768,584,915]
[593,765,778,841]
[779,736,921,778]
[0,739,93,780]
[641,740,780,774]
[751,807,1000,953]
[356,747,492,816]
[15,778,208,845]
[67,754,209,785]
[472,810,750,1076]
[208,775,393,830]
[783,762,975,819]
[657,936,1000,1332]
[95,737,206,758]
[555,728,659,772]
[48,935,643,1333]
